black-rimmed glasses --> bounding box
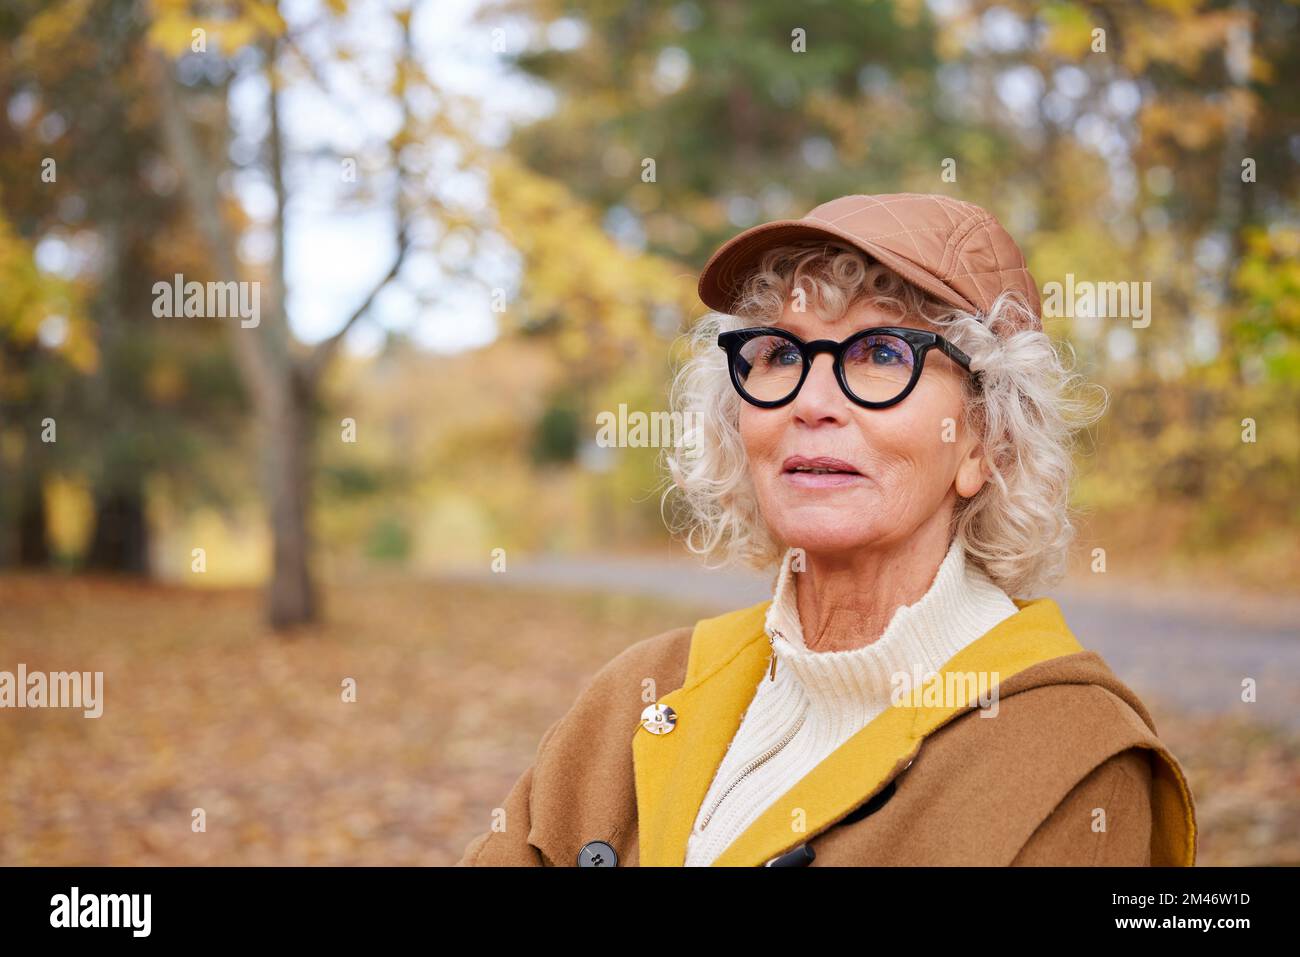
[716,326,979,409]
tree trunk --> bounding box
[17,467,49,567]
[85,484,150,574]
[262,370,317,628]
[0,449,13,568]
[155,43,404,631]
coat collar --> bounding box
[632,596,1090,867]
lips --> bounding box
[781,455,861,475]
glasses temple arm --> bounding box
[936,338,976,373]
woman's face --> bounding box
[738,296,987,557]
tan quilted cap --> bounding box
[697,192,1042,331]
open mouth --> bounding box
[781,456,862,476]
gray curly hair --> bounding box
[657,239,1106,597]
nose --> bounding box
[788,353,850,426]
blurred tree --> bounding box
[0,0,245,573]
[478,0,990,265]
[530,388,582,466]
[146,0,492,627]
[0,212,88,567]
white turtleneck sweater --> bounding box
[683,538,1018,866]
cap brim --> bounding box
[697,219,977,317]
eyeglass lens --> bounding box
[735,332,917,404]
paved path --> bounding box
[441,552,1300,731]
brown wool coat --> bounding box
[455,597,1198,867]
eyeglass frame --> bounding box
[716,325,981,410]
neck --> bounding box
[791,515,954,653]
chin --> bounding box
[772,522,882,555]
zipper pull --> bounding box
[767,629,781,681]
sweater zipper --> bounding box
[767,629,781,680]
[696,710,807,833]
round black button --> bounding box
[765,843,815,866]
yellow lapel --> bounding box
[633,597,1084,867]
[632,601,772,867]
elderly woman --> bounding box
[456,193,1197,867]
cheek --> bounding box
[856,395,965,480]
[738,407,782,460]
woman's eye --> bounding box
[849,336,910,367]
[760,343,800,365]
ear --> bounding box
[954,434,987,499]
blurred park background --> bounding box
[1,0,1298,865]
